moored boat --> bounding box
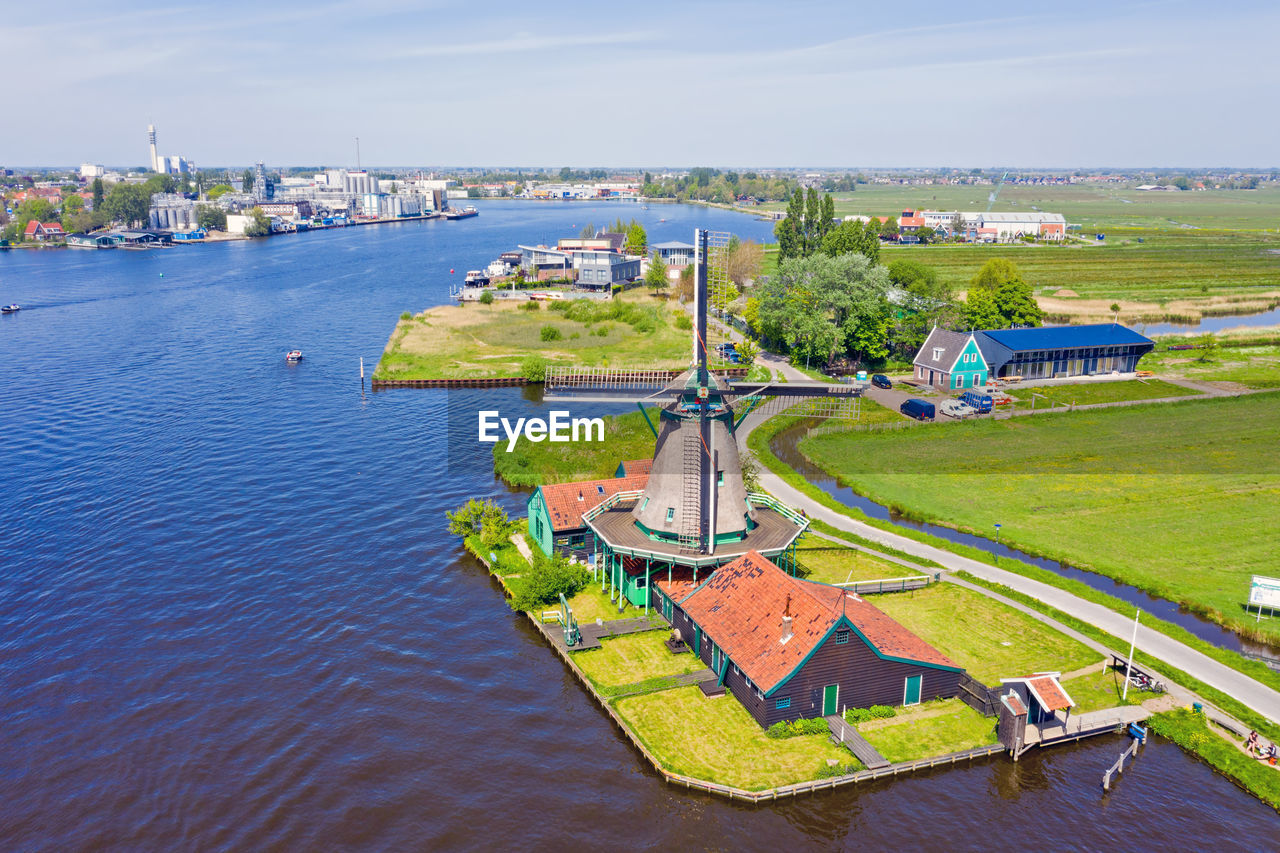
[286,349,302,362]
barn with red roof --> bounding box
[526,472,649,557]
[656,550,962,728]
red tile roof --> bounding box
[679,551,957,694]
[655,577,701,602]
[1027,675,1073,711]
[618,458,652,477]
[536,474,648,532]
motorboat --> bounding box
[1,304,19,314]
[286,350,302,362]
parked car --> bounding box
[871,374,892,389]
[940,399,977,419]
[899,398,935,421]
[958,390,993,414]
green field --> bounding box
[1005,379,1201,407]
[872,583,1098,684]
[799,393,1280,641]
[855,699,998,763]
[374,291,691,381]
[614,685,852,790]
[1145,339,1280,390]
[763,183,1280,232]
[493,410,657,487]
[573,632,706,694]
[794,536,924,586]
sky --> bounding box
[8,0,1278,169]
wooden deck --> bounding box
[1023,705,1150,748]
[825,715,890,769]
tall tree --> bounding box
[645,254,669,295]
[963,288,1004,330]
[803,188,821,256]
[624,222,647,255]
[819,193,835,245]
[774,190,805,261]
[970,258,1043,327]
[242,168,254,193]
[726,238,763,287]
[91,178,104,210]
[101,183,150,226]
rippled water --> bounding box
[1,202,1276,849]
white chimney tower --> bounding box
[148,124,160,173]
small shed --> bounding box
[999,672,1075,725]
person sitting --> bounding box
[1247,730,1260,753]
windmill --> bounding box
[546,230,866,606]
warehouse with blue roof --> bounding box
[973,323,1155,381]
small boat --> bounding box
[464,270,490,287]
[286,350,302,362]
[1,304,19,314]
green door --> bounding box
[904,675,922,706]
[822,684,839,716]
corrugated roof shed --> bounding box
[979,324,1153,351]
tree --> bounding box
[446,498,513,549]
[244,206,271,237]
[819,193,835,244]
[143,173,175,195]
[242,168,254,193]
[970,259,1042,327]
[735,339,759,365]
[915,225,936,245]
[1196,333,1218,362]
[774,190,805,261]
[196,204,227,231]
[726,238,763,287]
[91,178,104,209]
[579,222,596,238]
[206,184,233,200]
[755,252,892,367]
[677,264,695,302]
[510,550,590,612]
[645,254,669,295]
[963,288,1004,330]
[101,183,150,227]
[16,198,55,228]
[804,188,821,255]
[624,221,647,255]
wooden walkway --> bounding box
[1024,705,1150,748]
[825,715,890,769]
[545,617,659,653]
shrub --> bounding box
[445,499,513,549]
[510,551,590,611]
[518,300,541,311]
[595,325,611,337]
[540,325,562,341]
[845,705,896,724]
[520,355,548,382]
[675,313,692,330]
[400,311,413,321]
[570,332,580,339]
[765,717,830,739]
[479,290,495,305]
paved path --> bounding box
[735,406,1280,726]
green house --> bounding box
[526,473,650,557]
[912,328,989,391]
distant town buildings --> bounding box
[897,209,1067,242]
[149,194,199,230]
[147,124,194,175]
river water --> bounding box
[1,201,1275,848]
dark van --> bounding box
[900,398,935,421]
[959,390,993,414]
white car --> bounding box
[940,399,977,419]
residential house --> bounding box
[912,328,989,390]
[23,221,65,242]
[654,551,962,728]
[527,473,650,557]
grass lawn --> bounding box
[871,584,1098,684]
[561,582,629,624]
[614,685,853,790]
[799,393,1280,642]
[1062,667,1162,714]
[794,537,925,586]
[1005,378,1201,407]
[1148,708,1280,810]
[855,699,998,763]
[572,632,706,693]
[494,409,656,487]
[1146,340,1280,390]
[374,290,690,381]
